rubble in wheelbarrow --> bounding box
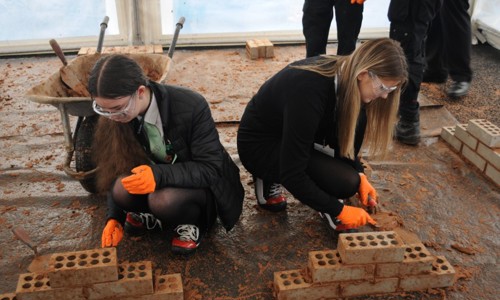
[0,247,183,300]
[273,231,456,300]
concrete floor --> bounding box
[0,43,499,299]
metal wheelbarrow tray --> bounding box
[25,53,172,192]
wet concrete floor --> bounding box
[0,44,499,299]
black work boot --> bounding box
[395,119,420,145]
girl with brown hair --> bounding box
[90,54,244,255]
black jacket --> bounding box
[107,82,244,231]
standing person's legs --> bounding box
[390,0,441,145]
[334,0,363,55]
[423,9,448,83]
[303,0,336,57]
[442,0,472,97]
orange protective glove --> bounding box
[121,165,156,194]
[101,219,124,248]
[358,173,377,206]
[350,0,365,4]
[336,205,376,228]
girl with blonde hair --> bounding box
[237,38,407,230]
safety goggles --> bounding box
[369,71,398,96]
[92,92,137,117]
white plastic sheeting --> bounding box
[471,0,500,49]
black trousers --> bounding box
[425,0,472,83]
[388,0,442,122]
[302,0,364,57]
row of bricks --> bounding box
[441,119,500,186]
[77,45,164,55]
[246,39,274,59]
[274,255,455,299]
[11,261,182,300]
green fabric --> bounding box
[143,122,168,163]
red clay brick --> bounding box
[308,249,375,283]
[48,247,118,288]
[340,277,399,297]
[123,273,183,300]
[0,293,18,300]
[15,272,85,300]
[84,261,154,299]
[274,269,340,300]
[337,231,405,264]
[399,256,456,291]
[376,243,433,277]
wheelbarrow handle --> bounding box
[96,16,109,54]
[49,39,68,66]
[167,17,185,58]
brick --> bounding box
[274,269,340,300]
[48,247,118,288]
[0,293,17,300]
[462,144,486,172]
[256,40,266,58]
[340,277,399,297]
[337,231,405,264]
[308,250,374,283]
[246,40,259,60]
[440,126,462,152]
[15,272,85,300]
[477,143,500,169]
[262,39,274,58]
[467,119,500,148]
[485,164,500,187]
[399,256,456,291]
[454,124,478,150]
[84,261,154,299]
[123,273,183,300]
[377,243,433,277]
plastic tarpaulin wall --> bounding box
[471,0,500,49]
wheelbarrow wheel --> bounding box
[75,115,99,193]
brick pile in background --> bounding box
[441,119,500,187]
[246,39,274,60]
[273,231,456,299]
[0,248,183,300]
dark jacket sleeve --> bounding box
[106,192,126,224]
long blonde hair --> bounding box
[294,38,407,158]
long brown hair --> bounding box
[293,38,408,158]
[89,54,152,193]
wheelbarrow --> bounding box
[25,16,185,193]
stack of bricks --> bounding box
[246,39,274,60]
[0,248,183,300]
[441,119,500,186]
[274,231,456,299]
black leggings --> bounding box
[111,177,215,231]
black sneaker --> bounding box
[318,212,358,234]
[395,119,420,146]
[254,176,287,212]
[124,212,163,235]
[447,81,470,98]
[171,224,201,255]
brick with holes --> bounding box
[376,243,434,277]
[83,261,154,299]
[122,273,183,300]
[308,249,375,283]
[15,272,85,300]
[274,269,340,300]
[340,277,399,297]
[48,247,118,288]
[467,119,500,148]
[0,292,19,300]
[399,256,456,291]
[337,231,406,264]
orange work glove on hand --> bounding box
[121,165,156,194]
[350,0,365,4]
[101,219,124,248]
[336,205,376,228]
[358,173,377,206]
